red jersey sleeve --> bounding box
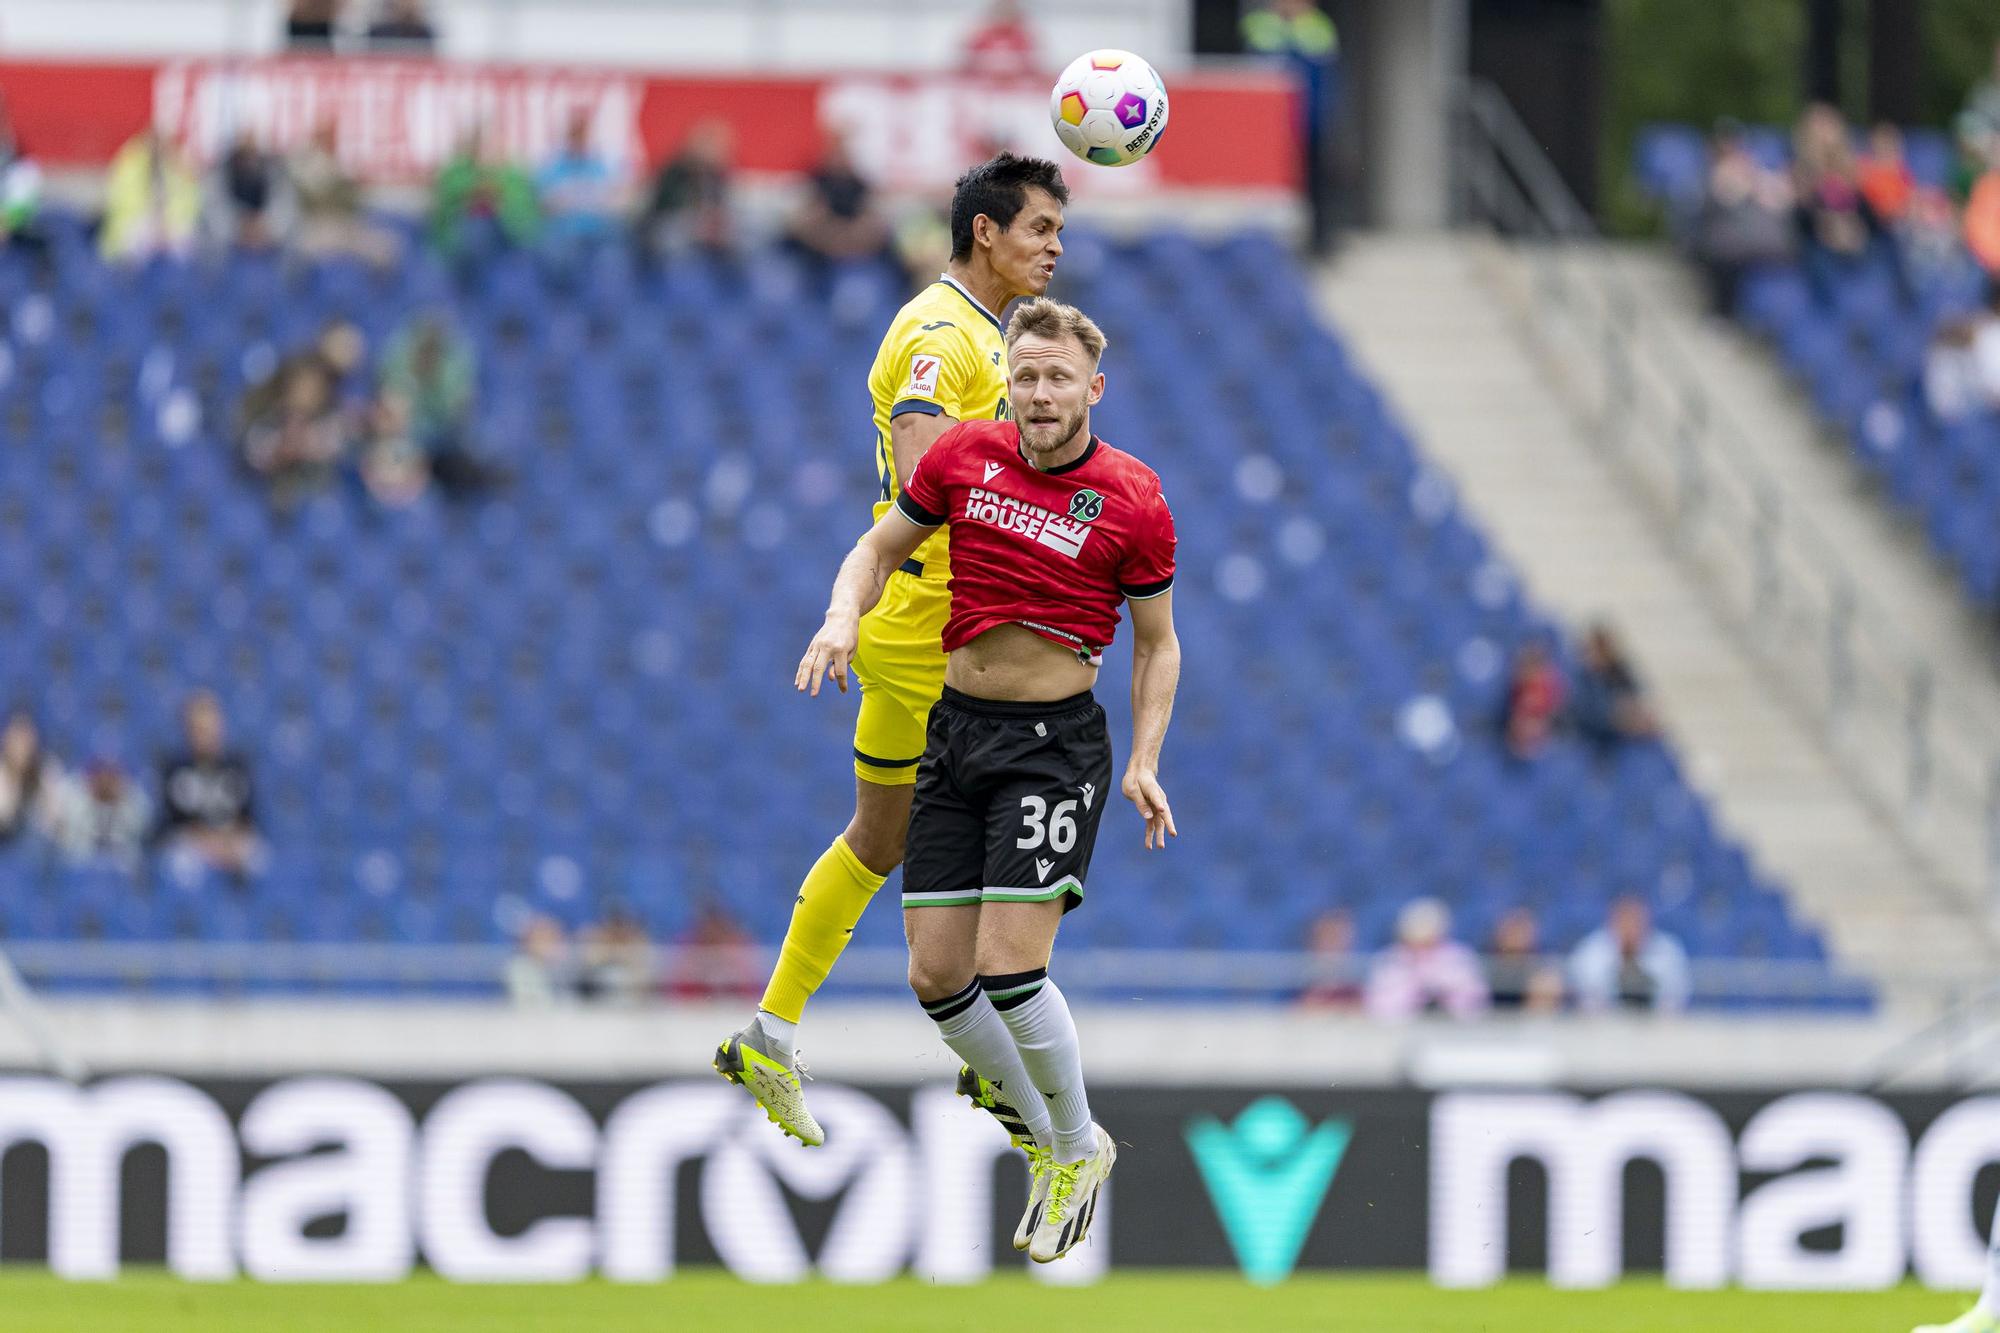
[1118,482,1177,600]
[894,425,957,527]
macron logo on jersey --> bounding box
[964,486,1092,559]
[983,462,1005,483]
[907,355,941,397]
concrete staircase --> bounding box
[1317,233,1997,987]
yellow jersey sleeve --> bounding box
[883,322,985,423]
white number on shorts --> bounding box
[1016,796,1079,853]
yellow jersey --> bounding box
[865,274,1011,579]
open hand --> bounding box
[796,615,860,696]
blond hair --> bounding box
[1004,298,1108,366]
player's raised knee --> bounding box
[844,824,906,876]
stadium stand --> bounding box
[0,212,1850,1002]
[1635,123,2000,612]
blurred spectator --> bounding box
[287,118,400,265]
[0,96,42,252]
[240,353,348,507]
[1960,39,2000,157]
[536,109,622,259]
[207,132,293,251]
[1499,640,1564,761]
[1925,312,1985,425]
[1243,0,1339,255]
[380,312,503,497]
[786,136,891,267]
[1692,122,1794,314]
[238,321,368,509]
[1901,184,1967,286]
[1928,283,2000,422]
[579,904,653,1005]
[47,759,150,871]
[286,0,342,50]
[670,898,762,1001]
[507,916,575,1007]
[1364,898,1489,1021]
[1856,124,1915,225]
[640,121,735,263]
[366,0,436,51]
[1569,623,1660,754]
[1485,907,1564,1013]
[0,710,59,847]
[1963,154,2000,278]
[1298,908,1363,1010]
[1856,123,1964,288]
[157,690,264,884]
[1569,895,1691,1014]
[99,129,202,263]
[430,126,540,264]
[1792,103,1891,304]
[961,0,1040,81]
[357,392,432,509]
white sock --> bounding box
[920,980,1054,1147]
[985,970,1094,1162]
[754,1009,798,1065]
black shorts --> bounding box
[903,686,1114,912]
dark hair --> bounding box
[949,152,1069,262]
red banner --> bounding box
[0,57,1299,194]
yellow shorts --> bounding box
[851,569,949,786]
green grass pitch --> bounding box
[0,1270,1967,1332]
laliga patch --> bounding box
[906,355,941,398]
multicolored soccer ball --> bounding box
[1049,49,1170,168]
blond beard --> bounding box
[1019,408,1087,462]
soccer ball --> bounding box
[1049,49,1170,168]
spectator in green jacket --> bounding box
[429,125,539,263]
[377,312,503,497]
[1243,0,1339,254]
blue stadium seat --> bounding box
[0,211,1854,1008]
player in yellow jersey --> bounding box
[716,154,1070,1145]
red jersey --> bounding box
[896,419,1176,664]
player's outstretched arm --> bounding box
[796,509,937,697]
[1122,589,1181,850]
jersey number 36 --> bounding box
[1016,795,1078,852]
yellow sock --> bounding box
[759,836,887,1023]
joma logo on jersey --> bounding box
[964,485,1092,559]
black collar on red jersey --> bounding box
[1016,431,1100,476]
[936,274,1003,332]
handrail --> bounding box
[1453,79,2000,917]
[0,940,1879,1008]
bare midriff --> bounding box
[944,622,1098,702]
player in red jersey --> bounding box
[796,298,1180,1264]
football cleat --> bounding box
[1914,1308,2000,1333]
[956,1064,1034,1148]
[714,1020,824,1147]
[1014,1145,1053,1252]
[1028,1123,1115,1264]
